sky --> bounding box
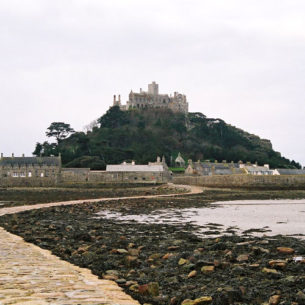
[0,0,304,166]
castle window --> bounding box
[20,172,26,177]
[12,172,18,177]
[40,172,44,177]
[28,172,32,177]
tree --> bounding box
[46,122,75,143]
[98,106,129,129]
[33,141,58,156]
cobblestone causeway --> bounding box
[0,184,202,304]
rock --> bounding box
[296,291,305,304]
[178,258,188,265]
[170,296,178,305]
[103,274,118,280]
[149,253,161,260]
[183,263,195,270]
[126,280,137,287]
[193,296,213,304]
[138,284,149,295]
[252,246,270,255]
[249,263,260,269]
[167,276,179,284]
[168,246,180,251]
[162,253,173,259]
[277,247,294,254]
[232,265,245,275]
[148,282,159,296]
[236,254,249,262]
[125,255,138,266]
[268,260,287,269]
[188,270,197,278]
[116,248,128,254]
[201,266,215,273]
[269,294,281,305]
[262,267,278,274]
[213,260,221,267]
[181,299,194,305]
[128,248,139,256]
[129,284,139,292]
[105,270,119,276]
[115,278,126,285]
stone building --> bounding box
[185,160,246,176]
[175,152,186,167]
[273,168,305,175]
[113,82,189,114]
[0,154,61,186]
[105,158,172,183]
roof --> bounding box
[175,153,185,164]
[0,157,61,167]
[106,164,165,172]
[276,169,305,175]
[245,166,272,172]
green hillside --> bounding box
[33,106,301,169]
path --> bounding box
[0,184,203,305]
[0,184,203,217]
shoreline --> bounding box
[1,189,305,305]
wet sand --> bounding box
[98,199,305,239]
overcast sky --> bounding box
[0,0,304,166]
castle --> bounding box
[113,82,189,114]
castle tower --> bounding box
[148,81,159,96]
[113,94,121,106]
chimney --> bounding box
[131,160,135,165]
[0,153,3,159]
[12,153,14,158]
[157,156,161,163]
[264,164,270,169]
[22,153,25,157]
[118,95,121,105]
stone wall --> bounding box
[61,168,90,182]
[173,174,305,189]
[61,169,169,184]
[0,176,60,187]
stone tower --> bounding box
[148,81,159,96]
[113,95,121,107]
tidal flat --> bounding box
[0,188,305,305]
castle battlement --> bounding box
[113,82,189,114]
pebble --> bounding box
[188,270,197,278]
[201,266,215,273]
[276,247,294,254]
[269,294,281,305]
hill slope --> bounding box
[33,106,301,169]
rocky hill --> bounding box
[33,106,301,169]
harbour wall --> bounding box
[173,174,305,189]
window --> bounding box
[13,172,18,177]
[20,172,26,177]
[40,172,44,177]
[28,172,32,177]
